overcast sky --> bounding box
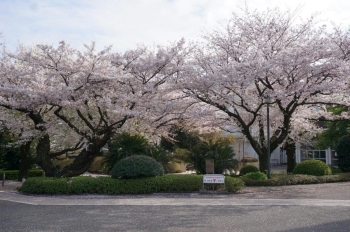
[1,0,349,52]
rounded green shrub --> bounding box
[239,165,259,175]
[244,172,267,180]
[292,159,332,176]
[111,155,164,179]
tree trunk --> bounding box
[57,144,101,177]
[57,133,113,177]
[18,141,34,181]
[258,154,268,173]
[26,111,58,177]
[35,134,57,177]
[285,142,296,173]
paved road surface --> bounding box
[1,181,350,231]
[1,201,350,232]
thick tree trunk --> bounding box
[258,154,268,173]
[18,141,34,181]
[57,144,101,177]
[286,142,296,173]
[26,111,58,177]
[35,134,57,177]
[57,132,113,177]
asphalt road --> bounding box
[1,181,350,231]
[1,201,350,232]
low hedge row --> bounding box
[0,170,44,180]
[18,175,245,194]
[242,173,350,186]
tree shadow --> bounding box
[279,219,350,232]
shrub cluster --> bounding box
[292,159,332,176]
[239,165,259,176]
[242,173,350,186]
[111,155,164,179]
[18,174,245,194]
[243,172,267,181]
[0,169,43,180]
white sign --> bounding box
[203,174,225,184]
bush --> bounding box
[243,172,267,181]
[336,135,350,172]
[225,176,245,192]
[0,169,44,180]
[68,176,104,194]
[111,155,164,179]
[292,159,332,176]
[242,173,350,186]
[18,177,70,194]
[239,165,259,175]
[155,175,203,192]
[19,174,245,194]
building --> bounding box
[235,138,338,167]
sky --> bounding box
[0,0,349,52]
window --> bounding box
[301,150,326,163]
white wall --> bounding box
[235,138,282,164]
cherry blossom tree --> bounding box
[180,8,350,171]
[0,40,189,177]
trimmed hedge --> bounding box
[0,170,44,180]
[242,173,350,186]
[293,159,332,176]
[225,176,245,192]
[18,174,245,194]
[17,173,350,192]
